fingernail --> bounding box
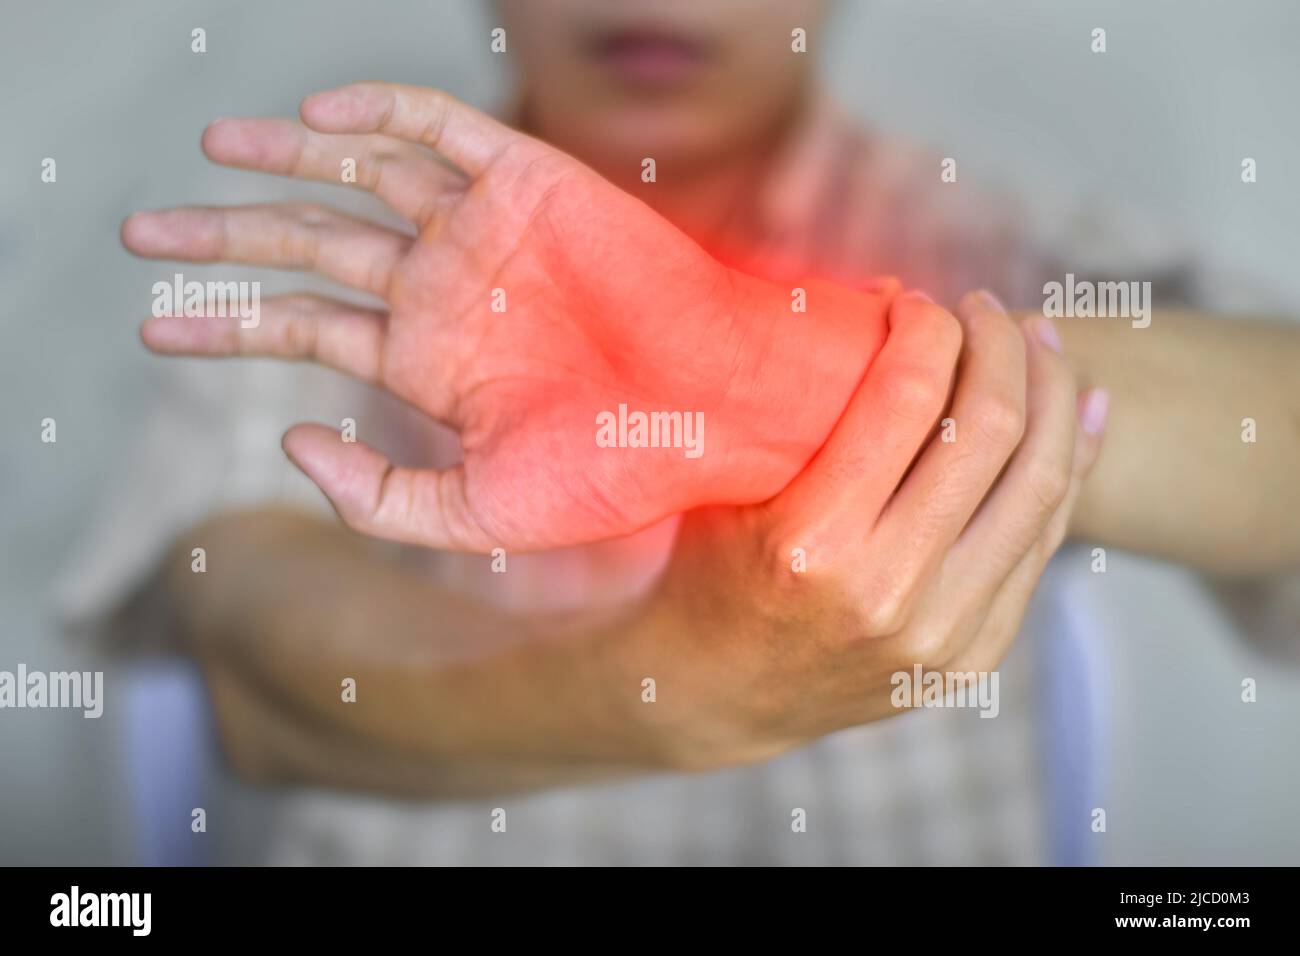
[1080,387,1110,436]
[910,289,934,304]
[977,289,1006,313]
[1033,318,1064,355]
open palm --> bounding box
[124,83,893,550]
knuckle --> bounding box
[896,626,950,669]
[857,602,902,639]
[926,308,964,357]
[968,393,1025,449]
[881,365,948,423]
[417,94,452,148]
[857,579,913,637]
[763,524,809,572]
[1025,459,1071,513]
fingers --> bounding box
[141,293,387,383]
[1072,386,1109,480]
[947,317,1083,593]
[121,203,411,298]
[299,83,517,177]
[947,385,1110,673]
[768,287,960,546]
[201,117,464,227]
[871,290,1028,582]
[282,424,495,552]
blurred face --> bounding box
[496,0,828,175]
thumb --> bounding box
[281,423,492,552]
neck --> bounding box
[632,152,773,251]
[517,95,809,252]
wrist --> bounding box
[699,272,893,505]
[639,528,794,770]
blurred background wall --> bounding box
[2,0,1298,864]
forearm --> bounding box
[1047,309,1300,574]
[202,652,644,799]
[182,508,711,794]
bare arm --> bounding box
[177,293,1100,797]
[1049,309,1300,575]
[172,507,687,797]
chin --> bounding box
[579,108,735,171]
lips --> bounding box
[588,28,712,87]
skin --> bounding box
[488,0,1300,572]
[170,292,1102,793]
[1057,312,1300,574]
[496,0,826,241]
[122,1,1300,793]
[125,85,892,551]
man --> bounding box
[94,0,1300,864]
